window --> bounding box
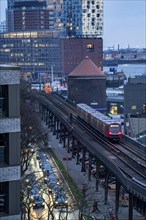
[143,104,146,113]
[131,105,136,110]
[0,182,8,212]
[0,85,8,117]
[0,134,8,164]
[86,44,94,52]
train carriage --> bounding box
[77,103,122,142]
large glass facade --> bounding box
[0,32,61,79]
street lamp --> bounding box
[136,112,140,142]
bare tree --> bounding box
[20,79,48,175]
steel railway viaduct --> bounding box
[38,92,146,220]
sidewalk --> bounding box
[46,130,145,220]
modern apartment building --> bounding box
[0,65,21,219]
[62,0,104,37]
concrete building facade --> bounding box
[0,65,21,219]
[124,75,146,116]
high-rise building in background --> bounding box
[14,0,49,31]
[3,0,104,77]
[6,0,15,32]
[0,65,21,220]
[6,0,103,37]
[0,21,6,33]
[62,0,103,37]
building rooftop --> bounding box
[69,56,105,77]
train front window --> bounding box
[110,124,120,133]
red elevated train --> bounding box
[77,103,122,142]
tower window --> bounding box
[87,44,94,52]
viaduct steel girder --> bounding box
[39,97,146,219]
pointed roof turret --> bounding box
[69,56,105,77]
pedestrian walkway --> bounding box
[46,129,145,220]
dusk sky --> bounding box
[0,0,145,49]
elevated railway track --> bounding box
[38,92,146,218]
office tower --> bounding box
[0,65,21,219]
[0,31,61,78]
[6,0,53,32]
[14,0,52,31]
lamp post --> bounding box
[51,64,54,86]
[136,112,140,142]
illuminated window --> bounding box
[86,44,94,52]
[131,106,136,110]
[143,104,146,113]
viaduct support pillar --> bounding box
[50,113,54,132]
[115,181,120,219]
[104,172,110,205]
[63,128,66,148]
[81,147,86,172]
[76,141,80,165]
[95,161,100,191]
[88,153,92,181]
[71,137,75,158]
[53,116,56,135]
[59,123,63,143]
[129,193,133,220]
[56,120,59,139]
[67,132,71,153]
[48,112,51,128]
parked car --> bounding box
[32,194,45,209]
[54,192,68,209]
[43,163,53,176]
[30,183,40,201]
[47,173,59,189]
